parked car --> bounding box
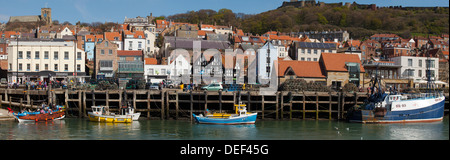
[201,83,223,91]
[149,83,160,90]
[165,80,176,88]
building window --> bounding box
[418,70,422,78]
[161,69,166,75]
[138,42,142,50]
[77,64,81,71]
[54,64,58,71]
[35,64,39,71]
[27,51,31,59]
[45,64,48,70]
[77,52,82,60]
[64,64,68,71]
[314,49,317,54]
[18,51,23,59]
[100,60,113,68]
[35,51,39,59]
[19,63,22,71]
[307,49,311,54]
[426,59,435,68]
[101,49,105,55]
[64,51,69,59]
[54,51,58,59]
[148,69,154,75]
[44,51,49,59]
[301,57,305,61]
[109,50,112,55]
[313,58,317,61]
[408,59,413,67]
[27,64,30,71]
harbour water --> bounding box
[0,116,448,140]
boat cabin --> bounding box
[91,106,110,115]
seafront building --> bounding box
[7,40,86,83]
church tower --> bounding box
[41,8,52,24]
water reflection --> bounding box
[0,116,447,140]
[361,121,446,140]
[192,124,257,140]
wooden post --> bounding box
[275,92,279,120]
[0,95,2,108]
[204,91,208,112]
[27,92,30,105]
[175,91,179,120]
[316,92,319,120]
[280,91,283,120]
[161,90,164,120]
[83,91,87,117]
[92,90,95,106]
[65,90,69,116]
[302,93,306,120]
[190,90,193,122]
[247,91,251,112]
[289,92,293,120]
[133,90,137,110]
[78,91,82,118]
[105,90,109,107]
[329,92,332,120]
[118,90,122,108]
[219,90,222,113]
[166,91,169,119]
[261,95,264,119]
[341,93,346,120]
[147,91,151,120]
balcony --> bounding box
[100,67,114,71]
[118,61,144,73]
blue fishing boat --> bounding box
[193,103,257,125]
[347,54,445,123]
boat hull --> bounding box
[348,97,445,124]
[15,110,65,123]
[88,112,132,123]
[193,113,257,125]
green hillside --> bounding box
[168,5,449,39]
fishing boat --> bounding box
[193,103,257,125]
[88,106,133,123]
[347,59,445,124]
[12,105,66,123]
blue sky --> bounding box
[0,0,448,24]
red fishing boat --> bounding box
[11,105,66,122]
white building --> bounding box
[144,58,170,83]
[293,42,337,61]
[124,31,145,51]
[57,27,73,39]
[144,30,159,57]
[257,42,278,83]
[7,41,86,83]
[390,56,439,83]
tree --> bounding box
[339,13,347,27]
[317,13,328,25]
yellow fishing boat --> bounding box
[88,106,132,123]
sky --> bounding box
[0,0,449,24]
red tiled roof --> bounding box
[278,60,325,78]
[104,32,122,41]
[117,50,143,56]
[201,24,216,29]
[144,58,157,65]
[321,53,365,72]
[370,34,399,38]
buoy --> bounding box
[35,119,38,122]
